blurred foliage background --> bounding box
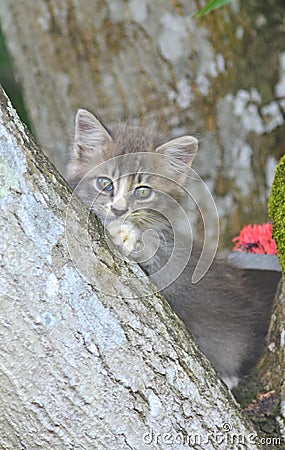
[0,24,30,130]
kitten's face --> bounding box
[67,109,198,261]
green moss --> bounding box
[268,155,285,273]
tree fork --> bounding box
[0,87,262,449]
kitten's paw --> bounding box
[222,376,239,389]
[107,220,138,255]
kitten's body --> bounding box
[67,109,278,388]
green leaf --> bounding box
[195,0,234,18]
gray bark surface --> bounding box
[0,0,284,245]
[0,88,261,449]
[256,280,285,410]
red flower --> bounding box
[232,223,277,255]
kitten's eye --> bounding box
[134,186,152,199]
[96,177,113,192]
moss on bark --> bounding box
[268,155,285,274]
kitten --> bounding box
[67,109,279,389]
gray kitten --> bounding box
[67,109,278,389]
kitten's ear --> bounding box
[74,109,112,159]
[155,136,198,167]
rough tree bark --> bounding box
[0,0,285,245]
[253,156,285,433]
[232,156,285,442]
[0,88,262,449]
[0,0,285,447]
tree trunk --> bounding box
[253,155,285,424]
[1,0,285,446]
[0,0,284,245]
[0,87,261,449]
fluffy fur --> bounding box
[66,109,278,388]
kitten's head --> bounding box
[67,109,198,260]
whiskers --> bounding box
[131,209,168,228]
[130,209,174,247]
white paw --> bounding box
[107,220,138,255]
[222,376,239,389]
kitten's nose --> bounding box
[111,206,127,217]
